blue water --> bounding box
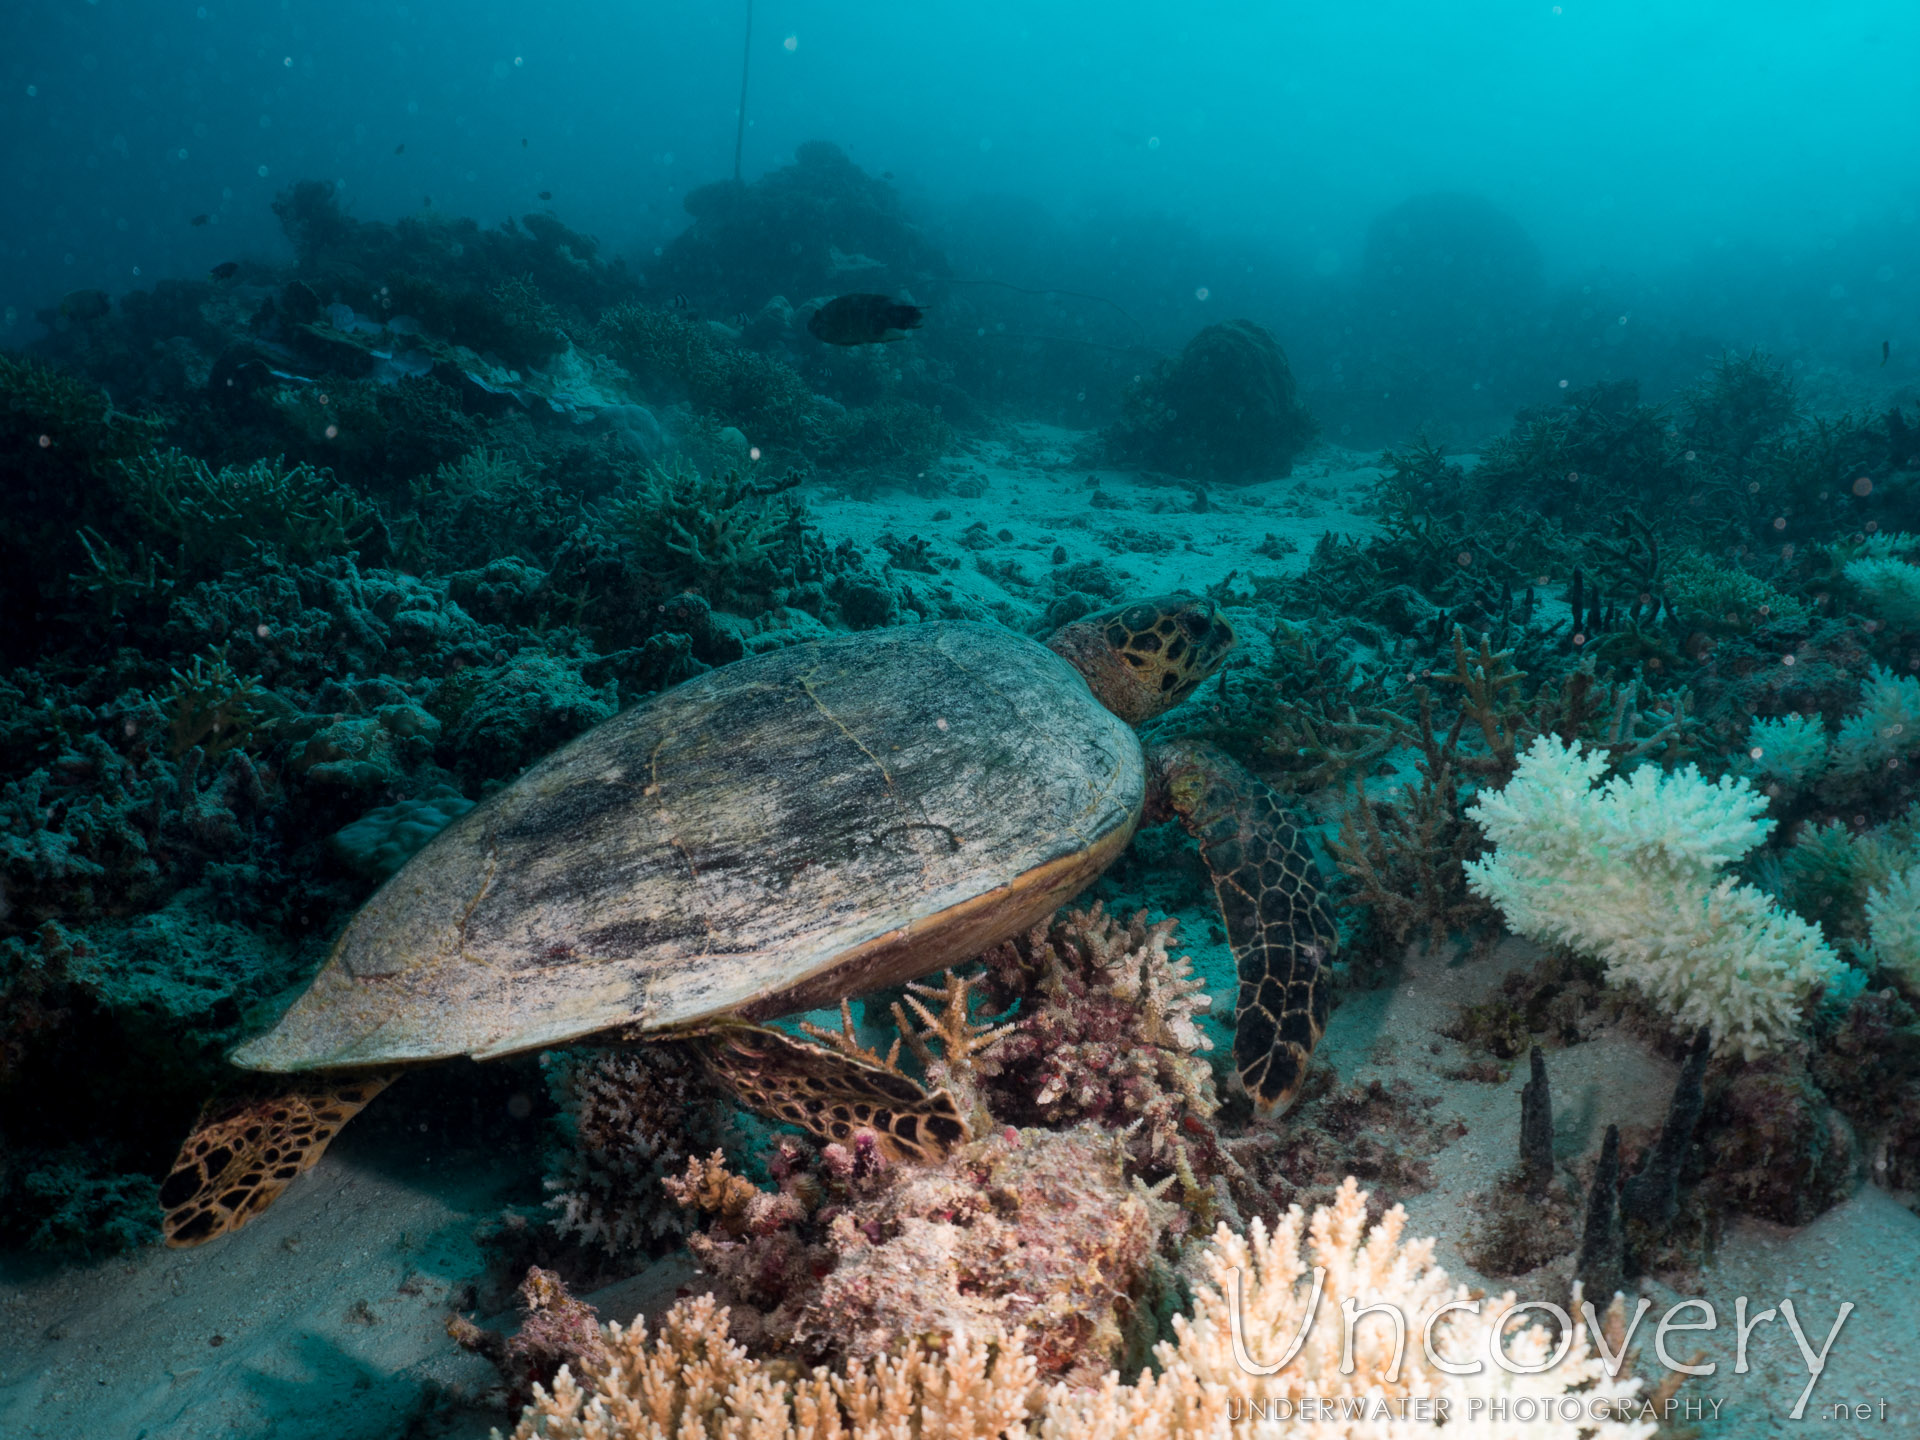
[6,0,1917,437]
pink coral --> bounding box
[974,903,1225,1189]
[671,1123,1163,1385]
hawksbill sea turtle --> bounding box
[161,594,1337,1245]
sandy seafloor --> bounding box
[2,427,1916,1438]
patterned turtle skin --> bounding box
[161,595,1335,1246]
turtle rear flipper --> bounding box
[1151,740,1337,1115]
[692,1024,969,1164]
[160,1075,394,1246]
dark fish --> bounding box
[538,190,552,200]
[669,294,691,311]
[58,288,112,321]
[394,143,405,154]
[1885,340,1892,367]
[423,195,432,207]
[521,138,529,147]
[190,213,210,227]
[210,261,241,281]
[807,293,924,346]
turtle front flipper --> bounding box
[1149,740,1337,1116]
[688,1023,970,1164]
[160,1073,394,1246]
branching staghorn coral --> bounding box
[1863,866,1920,996]
[117,447,377,573]
[1466,734,1846,1057]
[506,1292,1039,1440]
[156,650,276,760]
[593,302,826,453]
[1830,665,1920,777]
[506,1179,1656,1440]
[607,458,806,603]
[0,353,164,475]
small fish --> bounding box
[190,213,210,227]
[423,195,432,207]
[669,294,691,311]
[1885,340,1892,367]
[394,143,405,154]
[210,262,241,281]
[521,138,529,147]
[58,288,112,321]
[807,293,924,346]
[538,190,552,201]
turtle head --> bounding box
[1047,593,1236,724]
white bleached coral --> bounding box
[1465,735,1845,1057]
[1864,865,1920,993]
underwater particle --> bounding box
[1783,654,1797,666]
[784,33,797,49]
[1558,378,1568,387]
[1194,286,1210,301]
[283,55,291,65]
[1868,519,1881,533]
[1748,481,1760,493]
[1571,632,1586,646]
[325,424,339,439]
[1456,550,1473,567]
[1686,449,1696,459]
[1855,476,1874,496]
[1618,314,1628,325]
[749,447,761,460]
[507,1092,532,1118]
[1148,135,1161,148]
[1774,517,1787,530]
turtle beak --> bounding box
[1180,599,1236,672]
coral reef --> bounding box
[607,459,809,606]
[669,1123,1161,1383]
[1466,734,1846,1055]
[328,784,474,879]
[506,1179,1657,1439]
[1108,320,1316,482]
[541,1045,742,1257]
[971,904,1222,1189]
